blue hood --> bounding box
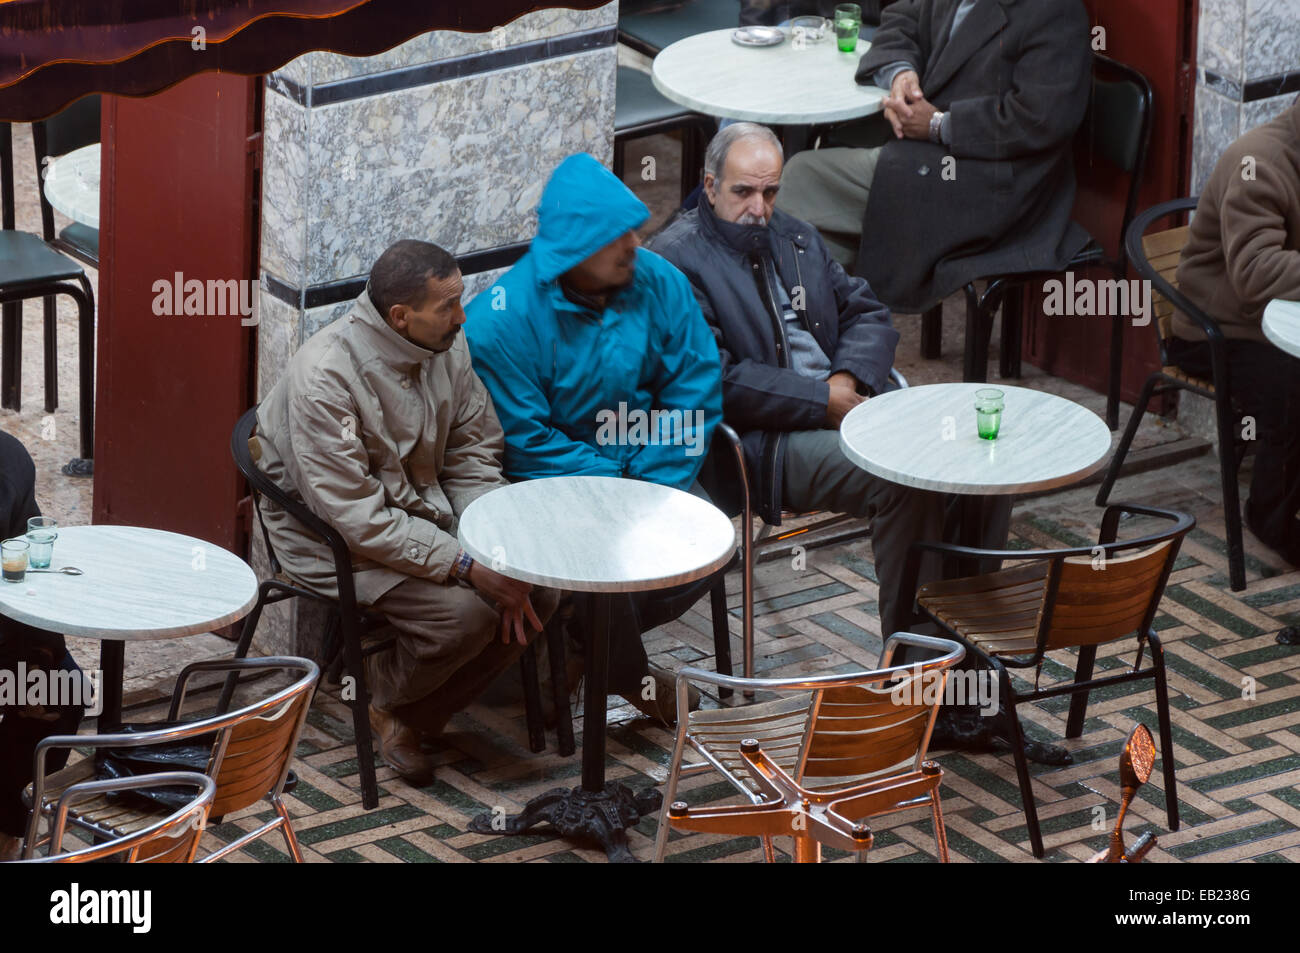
[531,153,650,283]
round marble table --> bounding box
[41,143,100,229]
[1262,299,1300,359]
[0,525,258,729]
[458,475,736,862]
[651,28,886,124]
[840,382,1113,497]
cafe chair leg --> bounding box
[339,615,380,810]
[710,576,733,700]
[1095,372,1158,506]
[1065,645,1096,739]
[920,303,942,359]
[520,642,546,754]
[1150,633,1180,832]
[999,667,1045,858]
[545,617,575,756]
[42,294,58,412]
[1213,388,1248,592]
[930,788,951,862]
[273,795,306,863]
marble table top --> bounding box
[1263,299,1300,359]
[41,143,100,229]
[839,383,1113,496]
[652,28,885,124]
[457,476,736,593]
[0,525,258,640]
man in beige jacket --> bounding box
[1169,98,1300,564]
[256,239,556,785]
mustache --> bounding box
[736,213,768,226]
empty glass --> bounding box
[834,3,861,52]
[975,388,1004,440]
[2,538,29,583]
[27,516,57,569]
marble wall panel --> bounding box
[260,91,310,288]
[1241,91,1296,132]
[1245,0,1300,81]
[1192,83,1243,194]
[256,292,302,401]
[289,2,618,86]
[302,46,616,286]
[1198,0,1247,81]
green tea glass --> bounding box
[834,3,861,52]
[975,388,1004,440]
[27,516,57,569]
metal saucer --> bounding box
[731,26,785,47]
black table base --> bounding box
[469,782,661,864]
[1278,627,1299,646]
[61,457,93,478]
[466,592,664,862]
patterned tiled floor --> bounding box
[171,453,1300,864]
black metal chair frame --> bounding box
[229,407,573,809]
[921,54,1154,433]
[0,123,95,459]
[1095,196,1249,591]
[899,502,1193,858]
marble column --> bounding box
[252,2,619,656]
[1192,0,1299,192]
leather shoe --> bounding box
[369,704,435,786]
[624,664,700,727]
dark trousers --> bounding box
[0,648,85,836]
[1168,337,1300,554]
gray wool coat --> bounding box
[855,0,1093,311]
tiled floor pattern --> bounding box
[180,460,1300,864]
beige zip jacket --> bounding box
[254,290,508,604]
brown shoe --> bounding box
[369,704,435,786]
[624,664,700,727]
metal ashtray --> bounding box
[732,26,786,47]
[788,15,830,42]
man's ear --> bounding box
[387,303,408,331]
[703,173,718,205]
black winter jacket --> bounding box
[649,199,898,523]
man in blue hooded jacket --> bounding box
[465,153,723,723]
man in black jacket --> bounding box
[0,431,85,859]
[649,123,946,639]
[774,0,1091,312]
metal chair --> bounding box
[701,367,907,690]
[23,656,318,862]
[30,95,99,415]
[614,66,715,204]
[618,0,742,58]
[0,123,94,459]
[902,503,1193,858]
[17,772,214,863]
[654,631,965,862]
[924,54,1153,432]
[1095,197,1248,592]
[231,406,572,808]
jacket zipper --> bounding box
[754,255,790,514]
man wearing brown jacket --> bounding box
[1169,99,1300,564]
[256,240,557,785]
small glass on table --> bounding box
[834,3,861,52]
[27,516,58,569]
[975,388,1004,440]
[2,538,29,583]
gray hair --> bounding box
[703,122,783,182]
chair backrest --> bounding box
[797,634,964,790]
[28,657,319,849]
[32,95,100,242]
[1044,541,1176,651]
[1075,54,1153,270]
[31,772,214,863]
[1032,507,1194,656]
[1141,223,1192,348]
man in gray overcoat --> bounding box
[776,0,1092,312]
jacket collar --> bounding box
[353,289,437,370]
[697,192,775,259]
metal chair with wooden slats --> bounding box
[22,656,318,863]
[17,772,215,863]
[1095,197,1248,591]
[653,631,964,863]
[900,503,1194,858]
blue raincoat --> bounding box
[465,153,722,491]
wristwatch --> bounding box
[449,548,474,581]
[928,110,945,144]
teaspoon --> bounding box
[26,567,83,575]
